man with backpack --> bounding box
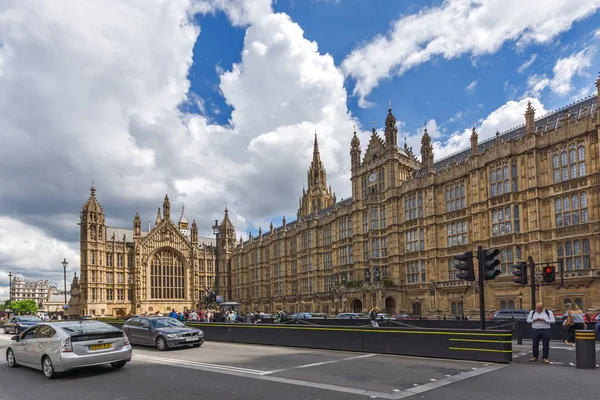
[526,302,556,363]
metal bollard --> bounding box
[575,330,596,369]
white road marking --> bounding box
[267,353,376,373]
[132,352,505,399]
[133,354,270,375]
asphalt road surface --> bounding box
[0,334,597,400]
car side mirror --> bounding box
[11,335,19,342]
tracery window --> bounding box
[150,249,185,299]
[490,162,518,197]
[445,182,465,212]
[557,239,590,271]
[553,142,586,183]
[554,192,588,227]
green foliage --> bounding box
[0,299,11,311]
[8,299,38,315]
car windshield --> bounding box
[16,316,42,322]
[152,318,185,328]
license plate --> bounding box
[185,337,198,342]
[89,343,112,351]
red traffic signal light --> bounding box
[542,266,556,283]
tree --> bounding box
[0,299,11,312]
[9,299,38,315]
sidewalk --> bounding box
[512,339,600,351]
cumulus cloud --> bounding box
[0,0,359,289]
[342,0,600,106]
[402,98,548,162]
[526,48,594,96]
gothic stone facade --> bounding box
[228,79,600,318]
[78,188,235,317]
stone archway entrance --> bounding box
[350,299,363,313]
[385,297,396,315]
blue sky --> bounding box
[192,0,599,140]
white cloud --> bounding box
[518,54,537,73]
[465,79,478,93]
[402,97,548,162]
[526,48,594,96]
[0,0,360,288]
[342,0,600,106]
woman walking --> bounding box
[563,304,585,345]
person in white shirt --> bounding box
[526,302,556,363]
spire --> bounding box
[220,205,235,232]
[525,100,536,136]
[420,124,434,170]
[90,180,96,198]
[163,194,170,220]
[155,207,161,226]
[470,126,479,156]
[178,204,189,230]
[312,130,320,163]
[134,212,141,238]
[191,219,198,244]
[385,104,398,148]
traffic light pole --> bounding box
[528,256,536,309]
[477,246,485,330]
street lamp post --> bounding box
[518,292,523,310]
[460,295,465,320]
[7,272,12,303]
[212,220,220,300]
[62,258,68,318]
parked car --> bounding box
[289,312,329,320]
[5,320,131,379]
[489,309,531,321]
[3,315,43,334]
[122,316,204,351]
[392,313,413,320]
[335,313,368,320]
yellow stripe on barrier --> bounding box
[449,339,512,344]
[449,347,513,353]
[575,337,596,340]
[196,323,511,337]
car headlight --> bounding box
[197,330,204,336]
[166,333,181,338]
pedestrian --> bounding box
[369,307,379,328]
[563,303,585,346]
[168,308,177,319]
[526,302,555,363]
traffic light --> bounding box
[481,248,501,280]
[454,251,475,281]
[511,261,528,286]
[542,266,556,283]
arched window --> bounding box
[451,303,457,315]
[508,300,515,309]
[574,298,583,310]
[457,302,463,316]
[500,300,507,310]
[558,239,590,271]
[150,249,185,299]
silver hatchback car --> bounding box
[6,320,132,379]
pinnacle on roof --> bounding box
[179,205,188,224]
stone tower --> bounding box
[525,101,535,136]
[79,182,106,308]
[470,126,479,156]
[218,207,236,301]
[298,132,335,217]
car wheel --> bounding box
[6,349,18,368]
[42,356,57,379]
[2,327,7,334]
[156,336,168,351]
[110,361,127,369]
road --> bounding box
[0,334,597,400]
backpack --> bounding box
[530,309,550,318]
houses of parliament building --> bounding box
[76,78,600,318]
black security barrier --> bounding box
[190,323,512,364]
[574,330,597,369]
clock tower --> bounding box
[298,132,336,218]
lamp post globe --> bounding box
[212,220,220,299]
